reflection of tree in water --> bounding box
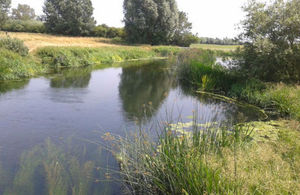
[1,138,119,195]
[50,67,92,88]
[119,60,174,121]
[0,80,29,94]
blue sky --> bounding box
[11,0,247,38]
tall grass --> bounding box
[0,48,46,81]
[176,48,300,120]
[105,116,300,194]
[176,48,237,92]
[36,46,180,67]
[105,116,254,194]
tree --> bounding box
[123,0,180,45]
[0,0,10,29]
[43,0,96,36]
[12,4,36,20]
[172,11,198,47]
[239,0,300,82]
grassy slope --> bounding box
[0,31,183,80]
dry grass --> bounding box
[0,31,129,52]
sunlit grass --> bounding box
[191,44,242,51]
[107,118,300,194]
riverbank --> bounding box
[111,48,300,194]
[111,118,300,194]
[176,49,300,121]
[0,33,182,81]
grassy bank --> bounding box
[191,43,241,52]
[0,33,182,80]
[0,37,47,81]
[36,46,181,67]
[109,119,299,194]
[176,49,300,121]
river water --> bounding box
[0,60,261,195]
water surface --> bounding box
[0,60,261,194]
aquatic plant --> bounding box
[108,118,300,194]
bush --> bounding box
[2,20,46,33]
[92,24,125,38]
[173,33,199,47]
[0,37,29,56]
[0,48,45,80]
[239,0,300,82]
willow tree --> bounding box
[43,0,95,36]
[239,0,300,82]
[123,0,180,45]
[0,0,10,29]
[12,4,36,20]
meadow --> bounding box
[191,43,241,52]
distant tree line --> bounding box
[198,37,240,45]
[0,0,197,46]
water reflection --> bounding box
[119,60,174,121]
[179,82,266,122]
[50,67,92,89]
[0,138,119,195]
[0,80,29,94]
[0,60,263,195]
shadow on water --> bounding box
[179,82,267,123]
[119,60,174,121]
[0,80,29,94]
[50,67,93,89]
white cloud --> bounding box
[11,0,247,38]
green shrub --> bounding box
[177,48,237,92]
[2,20,46,33]
[92,24,125,38]
[36,47,92,67]
[173,33,199,47]
[0,48,45,80]
[0,37,29,56]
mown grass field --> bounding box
[0,31,126,52]
[191,43,241,51]
[0,31,240,52]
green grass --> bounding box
[191,44,241,52]
[36,46,182,68]
[176,49,300,121]
[229,82,300,121]
[0,48,46,81]
[108,118,300,194]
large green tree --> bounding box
[123,0,183,45]
[0,0,10,29]
[43,0,96,36]
[12,4,36,20]
[239,0,300,82]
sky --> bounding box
[11,0,248,38]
